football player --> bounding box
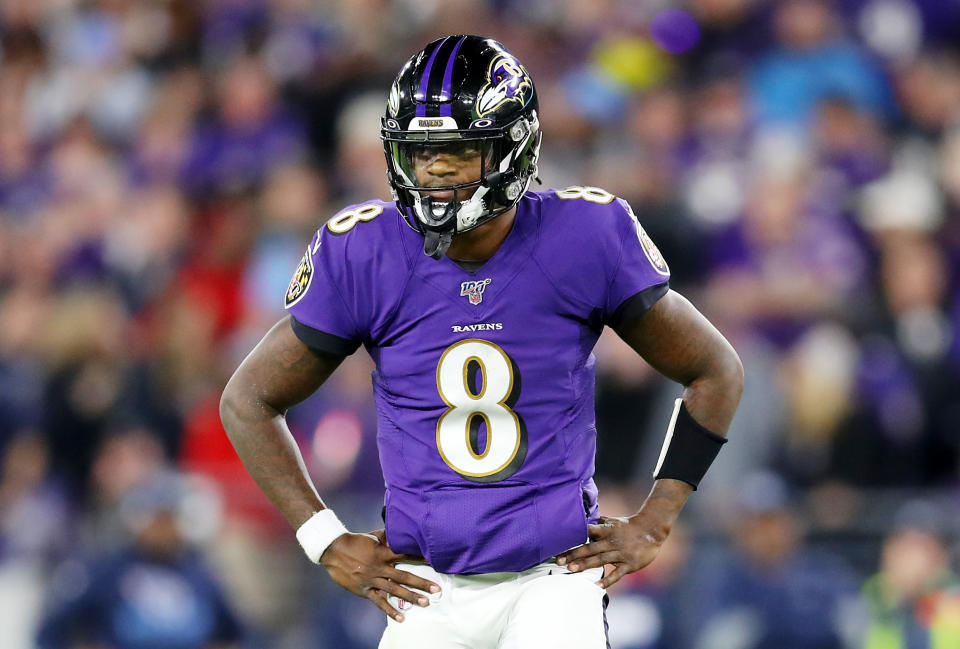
[220,35,743,649]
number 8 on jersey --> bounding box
[436,339,528,483]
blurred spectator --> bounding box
[892,50,960,139]
[0,434,70,649]
[0,288,46,443]
[241,161,329,324]
[778,323,861,484]
[603,523,694,649]
[855,0,924,64]
[0,433,61,560]
[37,288,139,493]
[181,56,307,197]
[687,0,767,76]
[824,172,960,485]
[704,143,869,348]
[105,184,192,309]
[749,0,893,127]
[681,69,752,229]
[857,502,960,649]
[36,472,244,649]
[290,352,382,497]
[695,472,859,649]
[82,429,168,553]
[127,68,205,187]
[593,330,663,484]
[333,92,394,203]
[597,487,699,649]
[812,96,889,193]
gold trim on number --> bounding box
[466,412,493,460]
[462,355,487,399]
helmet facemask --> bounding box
[382,113,541,259]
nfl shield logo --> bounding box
[460,278,492,305]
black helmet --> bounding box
[381,35,542,259]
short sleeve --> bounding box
[283,225,365,356]
[604,198,671,326]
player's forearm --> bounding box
[635,332,742,532]
[634,355,742,528]
[220,394,324,528]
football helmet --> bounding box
[381,35,542,259]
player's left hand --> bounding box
[555,514,669,589]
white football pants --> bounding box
[378,561,609,649]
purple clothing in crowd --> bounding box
[180,111,306,194]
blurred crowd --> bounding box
[2,0,960,648]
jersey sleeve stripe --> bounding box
[289,316,360,356]
[607,281,669,327]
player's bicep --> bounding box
[612,289,737,388]
[224,316,345,415]
[600,198,671,323]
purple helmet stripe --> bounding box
[439,36,466,117]
[415,37,448,117]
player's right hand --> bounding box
[319,529,440,622]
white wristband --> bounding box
[296,509,349,564]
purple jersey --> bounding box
[285,188,670,574]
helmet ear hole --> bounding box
[509,119,528,142]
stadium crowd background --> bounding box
[2,0,960,647]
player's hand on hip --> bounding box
[556,515,665,589]
[319,529,440,622]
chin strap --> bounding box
[423,229,454,259]
[420,196,459,260]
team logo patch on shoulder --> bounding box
[460,278,492,305]
[636,223,670,276]
[284,247,314,309]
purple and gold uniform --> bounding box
[285,187,670,575]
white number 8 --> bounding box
[556,186,615,204]
[327,203,384,234]
[436,339,527,482]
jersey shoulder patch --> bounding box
[283,200,399,311]
[284,246,314,308]
[624,202,670,277]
